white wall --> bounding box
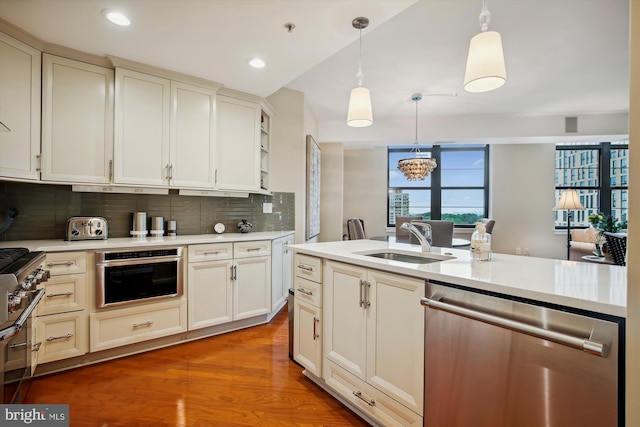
[342,147,391,239]
[267,88,306,243]
[267,87,319,244]
[319,143,344,242]
[490,143,566,258]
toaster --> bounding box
[65,217,108,241]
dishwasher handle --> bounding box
[421,296,606,358]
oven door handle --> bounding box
[96,256,182,268]
[15,289,45,330]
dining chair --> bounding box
[395,216,420,243]
[479,218,496,234]
[347,218,366,240]
[411,220,454,248]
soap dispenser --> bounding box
[471,222,492,261]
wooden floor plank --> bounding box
[26,306,369,426]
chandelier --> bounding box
[397,94,437,181]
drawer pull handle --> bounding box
[46,261,75,267]
[203,251,223,255]
[132,320,154,329]
[297,287,313,296]
[47,333,73,342]
[352,390,375,406]
[47,291,73,298]
[246,247,263,252]
[32,341,42,352]
[297,264,313,272]
[9,341,28,349]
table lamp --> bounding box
[553,189,585,260]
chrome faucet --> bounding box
[400,222,432,252]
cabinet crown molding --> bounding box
[107,55,224,91]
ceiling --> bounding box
[0,0,631,144]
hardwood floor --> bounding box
[26,306,368,426]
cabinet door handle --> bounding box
[230,265,237,281]
[169,164,174,180]
[32,341,42,352]
[352,390,375,406]
[132,320,153,329]
[46,261,74,267]
[36,154,42,172]
[313,316,320,340]
[297,287,313,296]
[47,291,73,298]
[47,333,73,342]
[365,280,371,307]
[108,159,113,182]
[165,164,171,181]
[297,264,313,272]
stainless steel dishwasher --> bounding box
[421,280,623,427]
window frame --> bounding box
[387,144,490,227]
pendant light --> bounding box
[347,17,373,127]
[397,94,437,181]
[463,0,507,93]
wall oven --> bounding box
[95,247,183,308]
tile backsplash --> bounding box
[0,181,295,241]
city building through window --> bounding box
[554,141,628,228]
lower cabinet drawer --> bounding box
[38,273,87,315]
[324,362,423,427]
[36,311,88,364]
[294,276,322,307]
[90,299,187,352]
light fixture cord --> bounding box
[356,27,364,87]
[479,0,491,32]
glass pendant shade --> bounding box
[347,87,373,127]
[397,94,437,181]
[398,155,437,181]
[464,30,506,93]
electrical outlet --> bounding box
[262,202,273,214]
[516,247,521,255]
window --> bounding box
[388,145,489,226]
[554,141,628,228]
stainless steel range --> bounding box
[0,247,48,404]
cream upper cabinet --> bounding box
[216,95,261,191]
[0,32,41,180]
[114,68,171,186]
[170,81,216,188]
[324,261,425,418]
[41,54,114,183]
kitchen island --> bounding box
[287,239,626,427]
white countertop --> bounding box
[0,231,294,252]
[287,239,627,318]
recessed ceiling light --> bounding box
[247,58,266,69]
[103,10,130,26]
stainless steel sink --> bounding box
[356,250,456,264]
